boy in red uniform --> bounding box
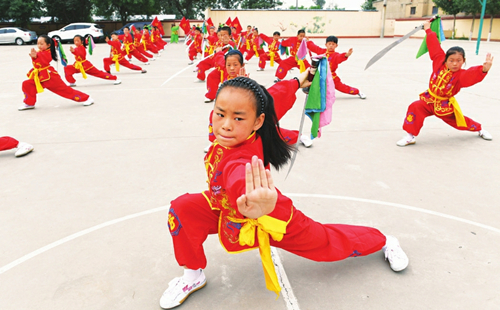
[122,27,150,64]
[196,27,235,82]
[239,25,253,55]
[142,27,160,55]
[188,27,203,65]
[307,36,366,99]
[397,21,494,146]
[274,29,310,82]
[133,28,155,60]
[257,31,282,71]
[0,137,33,157]
[243,28,264,62]
[103,33,146,74]
[152,26,167,51]
[64,35,121,86]
[20,35,94,111]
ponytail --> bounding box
[216,77,293,170]
[40,35,58,61]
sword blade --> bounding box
[365,25,423,70]
[285,94,308,179]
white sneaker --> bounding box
[204,98,214,103]
[257,68,264,71]
[150,58,156,61]
[18,104,35,111]
[195,79,204,83]
[159,271,206,309]
[114,80,122,85]
[144,62,150,65]
[82,97,94,106]
[69,83,77,87]
[358,92,366,99]
[274,78,282,83]
[15,142,34,157]
[383,235,409,272]
[187,61,194,65]
[299,134,313,148]
[396,134,415,147]
[204,143,212,153]
[479,130,492,141]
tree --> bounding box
[157,0,236,19]
[91,0,157,25]
[44,0,92,24]
[0,0,41,26]
[486,0,500,41]
[433,0,461,38]
[240,0,283,9]
[313,0,326,9]
[458,0,482,40]
[361,0,376,11]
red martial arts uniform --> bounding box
[188,34,203,61]
[22,50,90,106]
[239,31,253,54]
[64,45,118,83]
[142,31,159,54]
[168,133,386,282]
[0,136,19,151]
[103,40,143,73]
[133,31,154,59]
[403,28,488,136]
[307,41,360,96]
[123,33,149,62]
[152,29,167,50]
[197,41,235,81]
[275,37,310,80]
[258,33,282,69]
[244,33,264,61]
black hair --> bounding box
[445,46,466,63]
[73,35,87,47]
[225,49,243,65]
[195,27,201,32]
[220,26,231,36]
[40,35,58,61]
[253,28,259,33]
[124,26,130,30]
[110,31,118,36]
[326,35,338,44]
[273,31,281,36]
[247,25,252,28]
[216,77,293,170]
[297,29,305,35]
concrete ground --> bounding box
[0,36,499,310]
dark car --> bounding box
[115,21,153,36]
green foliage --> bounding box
[433,0,461,16]
[45,0,92,24]
[486,0,500,15]
[91,0,157,24]
[240,0,283,9]
[0,0,41,26]
[313,0,325,9]
[457,0,482,15]
[361,0,376,11]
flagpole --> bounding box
[475,0,487,55]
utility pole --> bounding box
[380,0,387,38]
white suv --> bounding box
[48,23,104,43]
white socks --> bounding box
[183,268,202,282]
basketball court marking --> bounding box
[2,193,500,310]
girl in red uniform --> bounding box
[142,28,160,55]
[257,31,282,71]
[20,35,94,111]
[152,26,167,51]
[274,29,311,82]
[397,21,494,146]
[64,35,121,86]
[133,28,155,60]
[307,36,366,99]
[160,77,409,309]
[243,28,264,62]
[188,27,203,65]
[0,136,33,157]
[103,33,146,74]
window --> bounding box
[64,26,76,31]
[0,29,6,34]
[432,6,438,15]
[7,29,16,33]
[410,7,416,15]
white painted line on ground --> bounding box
[271,247,301,310]
[2,193,500,280]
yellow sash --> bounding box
[269,51,275,67]
[297,58,306,73]
[74,60,87,79]
[124,43,131,55]
[112,55,120,72]
[220,69,224,83]
[143,39,147,51]
[227,215,287,298]
[28,65,50,93]
[246,39,250,50]
[427,89,466,127]
[253,45,259,58]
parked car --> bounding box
[48,23,104,43]
[0,27,37,45]
[115,21,152,36]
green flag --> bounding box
[416,16,444,59]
